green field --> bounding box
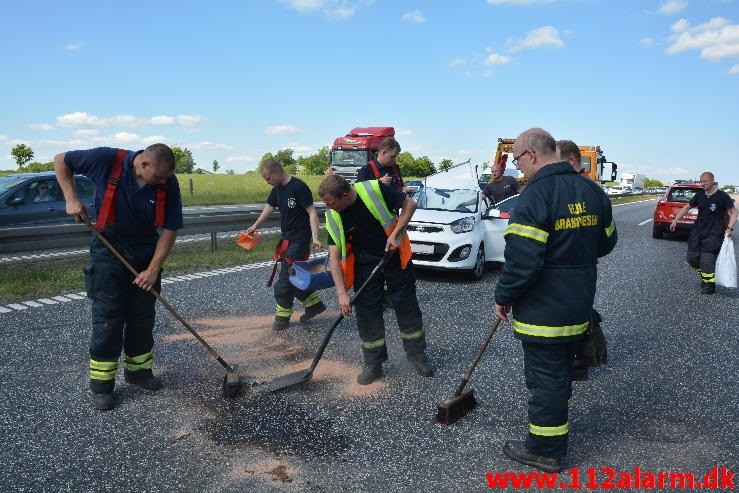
[178,173,327,205]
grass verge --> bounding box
[0,231,309,305]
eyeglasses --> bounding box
[512,150,530,166]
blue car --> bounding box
[0,171,97,227]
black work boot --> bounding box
[701,283,716,295]
[91,392,115,411]
[357,364,383,385]
[503,440,563,473]
[124,370,163,391]
[272,315,290,331]
[408,354,434,377]
[299,301,326,323]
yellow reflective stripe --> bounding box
[124,352,153,365]
[362,338,386,349]
[325,210,347,262]
[513,319,589,338]
[302,292,320,307]
[275,304,293,317]
[701,272,715,281]
[355,181,394,228]
[504,223,549,244]
[124,352,153,371]
[529,422,569,436]
[90,359,118,371]
[399,328,425,340]
[604,219,616,238]
[89,359,117,381]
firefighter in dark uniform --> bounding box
[247,159,325,330]
[318,174,432,384]
[494,128,617,472]
[356,137,410,194]
[54,144,183,411]
[670,171,737,294]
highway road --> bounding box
[0,198,737,492]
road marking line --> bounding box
[23,301,43,307]
[37,298,58,305]
[67,293,86,300]
[52,296,73,302]
[0,306,12,313]
[8,303,28,310]
[638,219,653,225]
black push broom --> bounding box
[436,318,502,425]
[83,220,242,399]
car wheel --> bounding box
[469,243,485,281]
[652,223,664,239]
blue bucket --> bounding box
[289,258,334,291]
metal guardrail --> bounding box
[0,206,327,254]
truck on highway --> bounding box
[489,138,618,184]
[620,172,645,191]
[328,126,395,183]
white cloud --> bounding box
[658,0,688,15]
[486,0,555,5]
[191,141,234,150]
[728,64,739,74]
[112,132,141,143]
[264,125,301,135]
[72,129,100,137]
[65,41,84,51]
[395,129,416,137]
[30,123,55,131]
[666,17,739,61]
[482,70,495,78]
[279,0,356,19]
[283,142,312,154]
[448,58,466,68]
[226,155,259,163]
[0,135,8,142]
[484,52,512,65]
[176,115,204,126]
[402,10,426,24]
[638,37,654,47]
[55,112,204,128]
[150,116,175,125]
[506,26,565,52]
[671,18,690,32]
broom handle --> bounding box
[454,318,502,396]
[308,249,395,372]
[83,220,234,372]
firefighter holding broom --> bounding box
[493,128,617,472]
[247,159,326,331]
[318,174,433,384]
[54,144,183,411]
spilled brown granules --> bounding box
[229,457,300,486]
[159,310,390,398]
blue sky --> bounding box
[2,0,738,185]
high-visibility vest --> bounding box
[96,149,167,231]
[325,180,411,289]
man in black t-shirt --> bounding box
[670,171,737,294]
[247,159,326,329]
[482,164,520,205]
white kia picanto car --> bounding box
[406,163,519,281]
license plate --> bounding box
[412,243,434,254]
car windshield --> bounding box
[0,175,30,195]
[331,150,368,166]
[667,188,698,203]
[415,186,479,212]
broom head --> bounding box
[435,386,477,425]
[222,370,241,399]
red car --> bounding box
[652,182,702,239]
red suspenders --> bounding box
[368,160,403,192]
[96,149,167,230]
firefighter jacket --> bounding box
[494,162,617,344]
[325,180,412,289]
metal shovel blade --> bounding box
[267,368,314,392]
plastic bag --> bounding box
[715,236,737,288]
[575,309,607,367]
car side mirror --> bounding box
[8,197,25,206]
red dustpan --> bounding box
[237,231,261,249]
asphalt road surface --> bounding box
[1,199,737,492]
